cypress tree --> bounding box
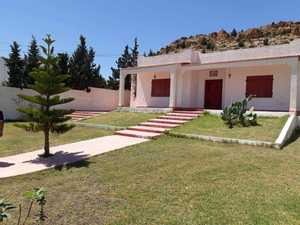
[131,38,139,66]
[4,41,25,89]
[24,36,40,86]
[16,35,75,157]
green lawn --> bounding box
[1,134,300,224]
[82,111,162,127]
[0,123,113,157]
[172,114,288,142]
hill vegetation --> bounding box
[158,21,300,55]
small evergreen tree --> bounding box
[231,28,238,37]
[4,41,25,89]
[24,36,41,86]
[16,35,75,157]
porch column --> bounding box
[169,71,177,108]
[118,73,126,107]
[289,58,300,115]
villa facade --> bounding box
[119,40,300,115]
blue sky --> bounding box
[0,0,300,77]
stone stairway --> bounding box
[70,111,105,121]
[115,110,203,139]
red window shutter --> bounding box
[246,75,273,98]
[151,79,170,97]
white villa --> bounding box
[119,40,300,116]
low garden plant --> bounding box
[0,188,47,224]
[221,96,257,128]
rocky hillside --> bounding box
[158,21,300,55]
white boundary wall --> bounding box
[0,86,130,120]
[0,58,8,85]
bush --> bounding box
[0,187,47,224]
[221,96,257,128]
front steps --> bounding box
[70,111,104,121]
[114,109,203,139]
[115,130,161,139]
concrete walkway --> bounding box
[0,135,148,179]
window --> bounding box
[151,78,170,97]
[246,75,273,98]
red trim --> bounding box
[151,78,170,97]
[204,79,223,109]
[246,75,273,98]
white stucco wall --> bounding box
[0,86,130,120]
[131,64,291,111]
[0,58,8,85]
[131,72,170,108]
[177,64,290,111]
[224,65,290,111]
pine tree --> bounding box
[231,28,238,37]
[87,48,107,88]
[4,41,25,89]
[57,53,69,74]
[69,35,89,90]
[69,35,105,90]
[24,36,40,86]
[57,52,70,86]
[147,49,156,56]
[108,39,138,90]
[16,35,75,157]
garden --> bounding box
[1,135,300,224]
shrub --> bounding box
[0,187,47,224]
[221,96,257,128]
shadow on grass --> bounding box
[23,150,91,170]
[0,161,15,168]
[54,159,92,171]
[282,128,300,148]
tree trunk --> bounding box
[43,128,50,157]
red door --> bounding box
[204,79,223,109]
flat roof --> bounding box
[137,39,300,67]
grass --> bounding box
[83,111,162,127]
[0,122,113,157]
[1,134,300,224]
[172,114,288,142]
